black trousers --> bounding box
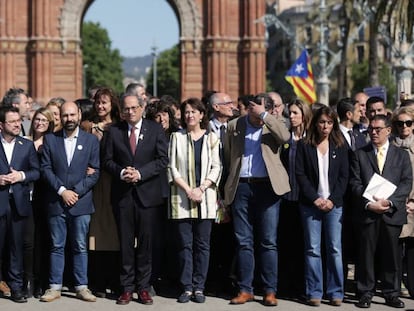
[116,193,159,292]
[356,219,402,298]
[0,197,26,292]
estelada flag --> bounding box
[285,50,317,104]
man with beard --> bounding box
[39,101,100,302]
[0,106,39,303]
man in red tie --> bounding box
[102,94,168,305]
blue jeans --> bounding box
[48,212,91,288]
[175,219,213,292]
[232,181,280,294]
[300,204,343,300]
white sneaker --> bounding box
[40,289,61,302]
[76,288,97,302]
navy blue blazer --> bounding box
[296,139,349,208]
[0,136,39,217]
[102,119,169,208]
[349,143,412,226]
[40,129,100,216]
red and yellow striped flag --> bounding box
[285,50,317,104]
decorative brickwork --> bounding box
[0,0,266,102]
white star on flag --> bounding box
[295,63,304,74]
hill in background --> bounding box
[122,55,152,82]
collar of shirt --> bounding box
[128,118,143,133]
[339,124,352,145]
[63,127,79,140]
[0,133,16,145]
[209,118,226,134]
[373,139,389,155]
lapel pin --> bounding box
[139,134,144,140]
[77,145,83,150]
[18,141,23,145]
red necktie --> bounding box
[129,127,136,154]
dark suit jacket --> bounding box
[0,136,39,217]
[102,119,169,208]
[296,139,349,207]
[40,129,100,216]
[349,143,412,225]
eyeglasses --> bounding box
[395,120,413,128]
[34,117,49,124]
[122,106,140,113]
[367,126,388,133]
[216,101,233,106]
[4,119,22,125]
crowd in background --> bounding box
[0,84,414,309]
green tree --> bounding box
[351,60,396,107]
[81,21,124,95]
[146,45,180,100]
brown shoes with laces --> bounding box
[230,292,254,304]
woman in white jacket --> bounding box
[168,97,222,303]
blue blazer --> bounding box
[296,139,349,207]
[40,129,100,216]
[0,136,39,217]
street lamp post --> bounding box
[151,45,158,97]
[316,0,330,105]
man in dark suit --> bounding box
[102,94,168,305]
[40,101,100,302]
[224,93,290,306]
[350,114,412,308]
[0,106,39,303]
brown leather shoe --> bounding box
[307,298,321,306]
[329,299,342,307]
[230,292,254,304]
[137,290,153,305]
[263,293,278,306]
[116,291,133,305]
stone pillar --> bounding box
[0,0,30,94]
[239,0,267,95]
[204,0,240,99]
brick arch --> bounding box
[0,0,266,103]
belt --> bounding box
[239,177,270,184]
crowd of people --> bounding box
[0,84,414,309]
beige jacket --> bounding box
[168,130,222,219]
[223,114,291,206]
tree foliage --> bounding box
[146,45,180,100]
[351,60,396,107]
[81,21,124,95]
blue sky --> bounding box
[84,0,179,57]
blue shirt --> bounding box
[239,117,268,178]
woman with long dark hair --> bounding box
[296,106,349,306]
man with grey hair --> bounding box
[125,83,148,102]
[1,88,31,136]
[268,92,289,128]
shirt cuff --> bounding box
[260,111,268,120]
[20,171,26,181]
[58,186,67,196]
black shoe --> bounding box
[355,295,371,308]
[10,291,28,303]
[22,279,33,298]
[177,291,192,303]
[385,296,405,308]
[192,291,206,303]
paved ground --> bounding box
[1,289,414,311]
